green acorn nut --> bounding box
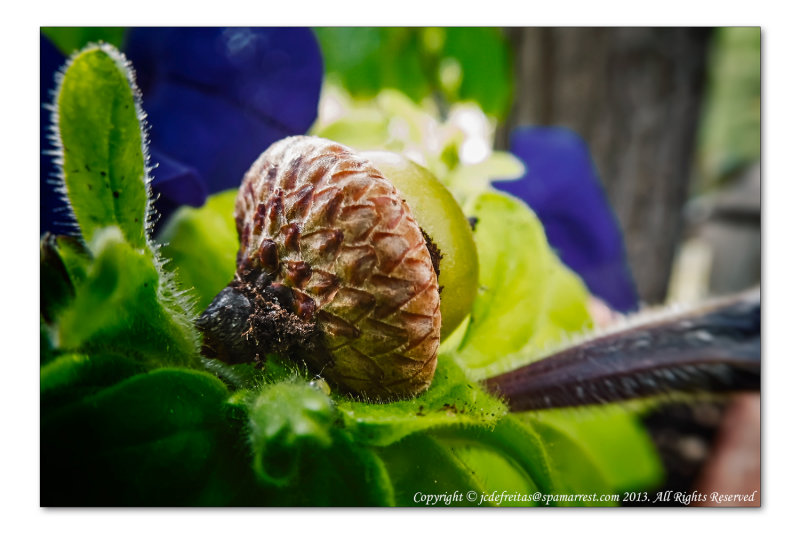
[198,136,477,401]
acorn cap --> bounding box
[234,136,441,400]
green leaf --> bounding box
[246,378,337,486]
[433,416,556,499]
[56,227,198,366]
[200,357,297,392]
[50,234,92,285]
[524,406,665,494]
[41,352,148,408]
[40,234,92,326]
[46,42,200,370]
[445,151,525,209]
[335,355,507,447]
[312,105,392,152]
[54,43,149,248]
[42,27,127,55]
[40,319,57,364]
[453,191,594,379]
[157,189,239,313]
[377,432,491,506]
[41,368,249,506]
[245,378,395,505]
[428,419,552,507]
[286,432,395,506]
[516,414,614,500]
[440,28,514,118]
[445,444,535,506]
[697,28,761,181]
[314,28,514,118]
[314,28,431,103]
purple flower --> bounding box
[494,126,639,312]
[40,27,323,234]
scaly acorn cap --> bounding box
[223,135,442,400]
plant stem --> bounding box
[483,290,760,411]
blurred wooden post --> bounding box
[498,27,713,304]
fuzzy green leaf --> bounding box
[515,414,615,501]
[157,189,239,312]
[446,445,536,506]
[454,191,594,379]
[335,355,507,447]
[279,431,395,506]
[41,352,148,408]
[41,368,248,506]
[523,407,665,494]
[42,27,127,55]
[56,227,197,367]
[48,42,199,369]
[244,378,395,505]
[54,44,149,248]
[246,378,337,486]
[377,432,492,506]
[40,234,92,329]
[433,416,556,499]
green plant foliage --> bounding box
[446,444,535,506]
[696,27,761,184]
[56,227,197,366]
[157,190,240,312]
[246,378,337,486]
[46,43,199,369]
[55,44,149,249]
[314,27,514,119]
[311,86,525,217]
[41,352,148,407]
[434,417,556,497]
[40,40,667,507]
[314,28,430,103]
[335,355,507,447]
[47,235,91,287]
[40,369,247,506]
[244,378,395,505]
[520,415,614,498]
[377,432,491,506]
[453,191,594,379]
[42,27,127,55]
[445,152,525,210]
[40,235,87,324]
[439,27,513,118]
[525,407,665,493]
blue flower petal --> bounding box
[148,148,208,227]
[150,148,206,207]
[126,27,323,194]
[40,35,73,235]
[495,126,639,312]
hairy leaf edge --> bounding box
[46,42,200,356]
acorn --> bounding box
[197,136,478,401]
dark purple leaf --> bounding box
[484,290,760,410]
[495,127,639,312]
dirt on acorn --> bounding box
[198,136,446,401]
